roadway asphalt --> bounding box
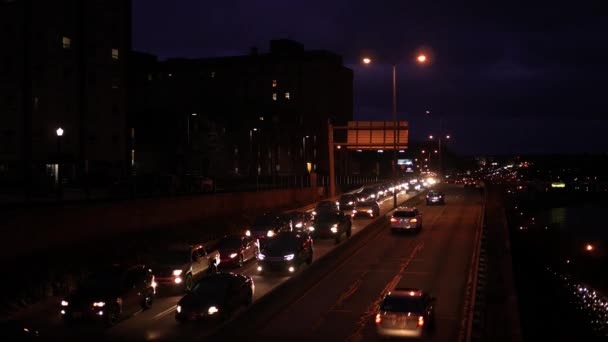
[214,184,483,341]
[12,188,424,341]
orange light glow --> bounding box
[418,316,425,327]
[410,218,418,223]
[409,291,416,296]
[586,244,594,252]
[417,55,427,63]
[375,313,382,324]
[362,57,372,64]
[390,217,398,223]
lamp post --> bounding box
[56,127,64,200]
[362,53,427,208]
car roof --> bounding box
[388,288,425,297]
[395,207,417,212]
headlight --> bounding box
[174,277,182,284]
[245,230,251,237]
[371,194,375,198]
[352,209,357,213]
[284,254,295,261]
[208,306,219,315]
[308,226,315,231]
[176,305,181,313]
[173,269,183,276]
[312,211,317,216]
[267,230,275,237]
[230,253,238,258]
[93,301,105,307]
[348,201,353,205]
[330,226,338,233]
[367,209,373,214]
[295,222,303,228]
[258,253,266,260]
[61,300,69,307]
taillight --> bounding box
[410,218,418,223]
[375,313,382,325]
[417,316,424,327]
[390,217,398,223]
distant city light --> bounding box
[362,57,372,64]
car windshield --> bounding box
[191,277,230,299]
[254,215,277,226]
[156,249,189,265]
[340,195,356,202]
[357,201,376,207]
[381,296,424,314]
[394,211,416,218]
[218,238,242,249]
[263,234,299,254]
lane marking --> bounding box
[152,305,176,320]
[347,241,424,342]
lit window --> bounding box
[259,116,264,121]
[285,92,290,100]
[211,71,215,78]
[272,93,277,101]
[62,36,71,49]
[168,73,173,77]
[112,48,119,60]
[272,79,277,88]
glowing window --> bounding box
[62,36,71,49]
[285,92,290,100]
[272,79,277,88]
[111,48,119,60]
[272,93,277,101]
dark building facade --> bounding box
[130,40,353,180]
[0,0,131,197]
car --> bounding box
[338,194,358,215]
[217,235,259,267]
[357,188,378,201]
[390,207,422,233]
[463,178,477,188]
[284,211,313,232]
[312,200,340,217]
[353,200,380,218]
[257,231,313,274]
[61,264,156,326]
[308,211,352,244]
[375,288,436,338]
[150,244,220,292]
[247,212,293,240]
[175,273,254,323]
[426,190,445,205]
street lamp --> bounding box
[56,127,64,200]
[361,54,428,208]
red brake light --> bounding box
[418,316,424,327]
[390,217,398,223]
[375,313,382,325]
[410,218,418,223]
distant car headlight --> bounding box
[367,209,373,214]
[258,253,266,260]
[245,230,251,237]
[208,306,219,315]
[348,201,353,205]
[230,253,238,259]
[312,211,317,216]
[174,277,182,284]
[370,194,375,198]
[61,300,69,307]
[308,226,315,231]
[267,230,275,237]
[295,222,303,228]
[93,301,105,308]
[173,269,183,276]
[176,305,182,313]
[284,254,295,261]
[330,225,338,233]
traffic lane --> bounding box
[252,186,481,341]
[102,190,419,341]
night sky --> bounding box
[133,0,608,155]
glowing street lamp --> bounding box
[417,54,427,63]
[362,57,372,64]
[585,244,594,252]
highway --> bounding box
[14,188,429,341]
[213,185,483,341]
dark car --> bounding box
[308,212,352,244]
[313,200,340,216]
[375,288,436,338]
[247,212,293,240]
[284,211,313,232]
[357,188,378,201]
[338,194,358,213]
[257,231,313,274]
[175,273,254,323]
[426,190,445,205]
[61,265,155,326]
[353,200,381,218]
[217,235,259,267]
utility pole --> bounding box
[328,120,336,198]
[392,64,398,209]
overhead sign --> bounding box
[346,121,408,150]
[397,159,413,166]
